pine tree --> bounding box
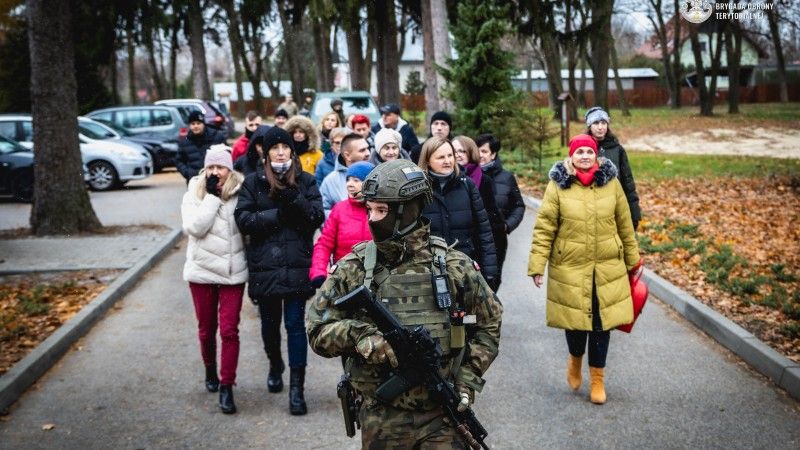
[441,0,518,136]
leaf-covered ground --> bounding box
[522,175,800,363]
[0,271,119,375]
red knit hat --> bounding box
[569,134,597,156]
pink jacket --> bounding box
[231,135,249,163]
[310,197,372,280]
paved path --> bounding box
[1,194,799,448]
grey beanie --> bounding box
[585,107,610,127]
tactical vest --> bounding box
[345,236,461,411]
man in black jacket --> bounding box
[475,134,525,290]
[176,110,226,183]
[371,103,419,155]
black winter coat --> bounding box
[422,173,498,281]
[482,157,526,234]
[234,167,324,300]
[176,128,225,181]
[233,125,271,177]
[597,136,641,229]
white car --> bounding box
[0,114,152,191]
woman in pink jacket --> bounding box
[309,161,375,288]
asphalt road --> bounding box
[1,171,799,449]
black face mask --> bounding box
[368,198,424,242]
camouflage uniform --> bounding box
[306,222,503,449]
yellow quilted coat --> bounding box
[528,159,640,331]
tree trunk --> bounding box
[343,1,366,91]
[312,18,335,91]
[420,0,439,116]
[142,8,164,100]
[278,1,307,101]
[541,35,563,118]
[588,0,612,110]
[187,0,211,99]
[671,0,682,107]
[430,0,451,110]
[222,0,260,114]
[372,0,400,104]
[706,24,725,116]
[170,13,180,98]
[565,1,579,121]
[610,35,630,116]
[230,39,246,117]
[126,21,136,104]
[688,26,711,116]
[365,15,375,93]
[725,23,742,114]
[579,46,588,106]
[26,0,101,235]
[110,40,120,104]
[767,1,788,102]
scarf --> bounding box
[294,139,310,155]
[428,170,454,191]
[480,160,496,171]
[575,163,599,187]
[271,159,293,175]
[465,163,482,188]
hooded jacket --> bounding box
[233,125,271,177]
[528,158,640,331]
[284,115,323,175]
[319,154,349,217]
[234,166,324,300]
[176,127,226,181]
[370,117,419,155]
[309,197,372,280]
[597,135,641,229]
[182,172,248,285]
[422,173,498,281]
[482,156,526,234]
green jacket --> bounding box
[528,159,640,331]
[306,223,502,406]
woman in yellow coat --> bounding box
[528,134,640,404]
[284,115,323,176]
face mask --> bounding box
[271,159,292,175]
[368,199,424,243]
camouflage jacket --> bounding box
[306,223,503,408]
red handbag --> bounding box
[617,261,649,333]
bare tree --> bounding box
[278,0,309,100]
[341,0,368,90]
[766,0,789,102]
[588,0,613,111]
[609,33,630,116]
[420,0,440,114]
[430,0,451,110]
[187,0,212,99]
[645,0,680,108]
[371,0,401,104]
[725,19,743,114]
[26,0,101,235]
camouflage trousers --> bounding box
[358,399,466,450]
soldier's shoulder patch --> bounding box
[472,260,481,271]
[328,264,338,275]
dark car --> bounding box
[155,99,235,138]
[0,134,34,202]
[88,118,177,172]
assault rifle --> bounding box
[334,285,489,450]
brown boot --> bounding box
[567,354,582,391]
[589,367,606,404]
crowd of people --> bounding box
[177,98,641,447]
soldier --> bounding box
[306,159,503,449]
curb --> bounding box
[523,195,800,402]
[0,228,183,413]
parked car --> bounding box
[86,105,187,146]
[0,114,153,191]
[154,98,234,138]
[79,117,177,172]
[0,135,91,202]
[0,134,34,202]
[309,91,381,127]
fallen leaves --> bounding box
[0,270,120,375]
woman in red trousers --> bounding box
[182,144,247,414]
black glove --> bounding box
[310,275,326,289]
[205,175,220,196]
[277,187,300,203]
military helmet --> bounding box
[361,159,432,204]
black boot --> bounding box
[219,384,236,414]
[289,367,307,415]
[205,365,220,393]
[267,359,285,393]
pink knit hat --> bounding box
[204,144,233,170]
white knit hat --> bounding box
[204,144,233,170]
[374,128,402,153]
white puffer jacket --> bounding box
[182,175,248,285]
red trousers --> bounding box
[188,282,245,385]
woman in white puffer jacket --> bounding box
[181,144,247,415]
